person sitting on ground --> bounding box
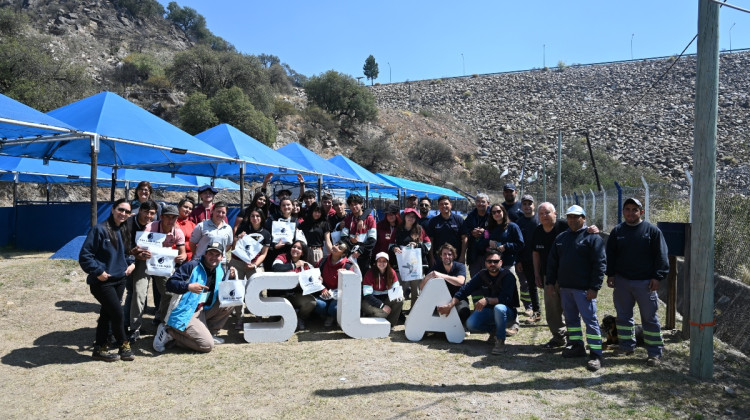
[79,198,136,362]
[437,250,519,355]
[153,242,236,353]
[361,252,403,327]
[421,243,469,326]
[314,241,360,327]
[272,240,317,331]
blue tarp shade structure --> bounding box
[0,155,108,184]
[0,92,77,141]
[195,124,312,180]
[276,142,362,188]
[327,154,399,197]
[375,173,463,199]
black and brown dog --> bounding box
[600,314,644,348]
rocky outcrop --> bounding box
[371,53,750,192]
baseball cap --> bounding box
[205,242,224,254]
[375,252,389,262]
[198,185,218,194]
[565,205,586,217]
[403,208,421,219]
[386,203,400,214]
[623,197,643,209]
[520,194,534,203]
[503,183,516,191]
[161,204,179,216]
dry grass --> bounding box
[0,252,747,419]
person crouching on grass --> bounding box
[437,250,519,355]
[361,252,404,328]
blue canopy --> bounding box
[375,173,464,199]
[194,124,312,181]
[327,154,399,194]
[275,142,363,187]
[0,93,79,144]
[0,155,107,184]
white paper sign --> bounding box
[219,279,245,307]
[145,246,178,276]
[136,230,166,248]
[272,220,295,244]
[298,267,324,295]
[395,247,423,281]
[234,233,264,263]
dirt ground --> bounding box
[0,252,747,419]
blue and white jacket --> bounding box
[166,258,226,331]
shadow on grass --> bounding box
[55,300,100,313]
[2,327,95,368]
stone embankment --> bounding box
[372,52,750,192]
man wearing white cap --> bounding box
[546,205,606,371]
[606,197,669,366]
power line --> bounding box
[710,0,750,14]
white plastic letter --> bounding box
[243,272,298,343]
[337,270,391,339]
[404,278,465,343]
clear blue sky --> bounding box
[158,1,749,83]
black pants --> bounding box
[520,259,541,312]
[89,279,127,347]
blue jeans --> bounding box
[613,275,663,357]
[465,304,516,340]
[560,287,602,356]
[314,297,338,318]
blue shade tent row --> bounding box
[375,172,463,200]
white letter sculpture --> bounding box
[404,278,465,343]
[243,272,298,343]
[337,270,390,338]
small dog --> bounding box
[600,314,644,348]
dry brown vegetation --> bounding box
[0,252,747,419]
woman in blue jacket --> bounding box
[79,198,136,362]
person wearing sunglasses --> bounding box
[437,250,520,355]
[79,198,137,362]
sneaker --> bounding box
[297,318,306,331]
[505,327,519,337]
[92,344,119,362]
[152,323,173,353]
[542,338,566,349]
[526,312,542,323]
[486,332,496,344]
[524,308,534,317]
[586,355,603,371]
[119,341,135,361]
[612,348,635,357]
[212,335,225,345]
[646,355,662,366]
[491,338,506,355]
[324,316,334,327]
[128,328,141,343]
[562,343,587,358]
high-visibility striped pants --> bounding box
[560,287,603,357]
[612,275,664,357]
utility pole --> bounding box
[690,0,719,380]
[556,131,562,211]
[585,131,602,191]
[631,33,634,59]
[461,53,465,76]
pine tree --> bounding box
[363,55,379,86]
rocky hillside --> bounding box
[371,52,750,191]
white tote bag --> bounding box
[234,234,264,264]
[271,220,295,244]
[388,282,405,302]
[395,247,423,281]
[298,267,324,295]
[135,231,166,248]
[145,246,178,277]
[218,279,245,307]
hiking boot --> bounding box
[486,331,496,344]
[586,355,603,371]
[542,338,566,349]
[646,355,662,366]
[562,343,587,358]
[324,316,334,328]
[212,335,225,345]
[506,327,519,337]
[92,344,119,362]
[153,323,173,353]
[612,348,634,357]
[491,338,506,355]
[119,341,135,361]
[297,318,306,331]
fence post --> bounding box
[590,189,596,226]
[573,191,579,206]
[641,175,650,223]
[603,188,608,231]
[557,131,562,212]
[614,181,623,224]
[582,190,587,215]
[685,169,694,223]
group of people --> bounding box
[80,177,669,374]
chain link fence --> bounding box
[560,180,750,283]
